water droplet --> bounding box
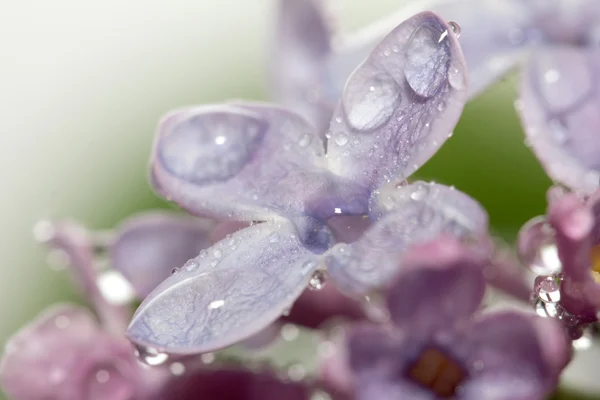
[559,308,579,327]
[298,133,312,148]
[535,299,558,318]
[213,249,222,259]
[184,259,199,272]
[335,116,342,123]
[96,270,135,306]
[448,21,461,38]
[171,267,180,275]
[134,345,169,366]
[447,66,465,91]
[534,275,561,303]
[280,324,300,341]
[342,69,401,131]
[448,131,454,138]
[158,110,267,184]
[437,103,445,112]
[269,233,280,243]
[334,132,349,146]
[282,308,291,317]
[517,217,562,275]
[169,362,186,376]
[199,250,208,259]
[201,353,215,364]
[410,184,428,201]
[405,23,450,97]
[308,270,326,290]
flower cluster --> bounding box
[3,0,598,398]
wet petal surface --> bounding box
[519,47,600,194]
[127,220,328,354]
[326,183,487,296]
[152,102,368,221]
[326,12,468,190]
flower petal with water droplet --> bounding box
[110,212,216,298]
[127,220,327,355]
[326,12,468,190]
[152,102,369,221]
[519,47,600,194]
[325,0,539,102]
[326,182,487,296]
[270,0,335,133]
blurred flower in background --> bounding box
[2,0,598,399]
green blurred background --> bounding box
[0,0,593,398]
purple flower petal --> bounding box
[326,214,372,244]
[151,102,369,221]
[548,192,594,282]
[153,368,309,400]
[0,305,154,400]
[518,47,600,194]
[461,311,569,399]
[127,220,327,355]
[283,284,365,329]
[326,12,468,190]
[328,0,539,101]
[325,183,487,296]
[385,236,486,332]
[36,220,130,332]
[270,0,335,133]
[110,211,216,298]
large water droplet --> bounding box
[134,345,169,366]
[404,22,450,98]
[342,70,401,132]
[159,109,267,184]
[534,275,561,303]
[517,217,562,275]
[334,132,349,146]
[308,270,326,290]
[184,259,199,272]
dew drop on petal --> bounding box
[448,21,461,38]
[342,70,401,131]
[184,259,200,272]
[404,22,450,98]
[534,275,561,303]
[269,233,280,243]
[308,270,326,290]
[298,133,312,148]
[333,132,349,146]
[171,267,180,275]
[134,345,169,366]
[518,217,562,275]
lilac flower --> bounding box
[126,9,533,359]
[320,237,571,400]
[0,214,309,399]
[519,187,600,336]
[325,0,600,194]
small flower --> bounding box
[326,0,600,193]
[519,187,600,335]
[127,10,476,356]
[321,237,571,400]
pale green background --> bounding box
[0,0,592,398]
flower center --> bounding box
[589,244,600,283]
[406,347,466,398]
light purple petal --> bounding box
[548,192,594,282]
[518,47,600,194]
[326,12,468,190]
[270,0,335,133]
[461,311,568,399]
[151,102,369,221]
[326,214,372,244]
[36,220,130,332]
[325,182,487,296]
[127,220,327,355]
[328,0,539,102]
[110,211,215,298]
[0,305,151,400]
[385,236,486,332]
